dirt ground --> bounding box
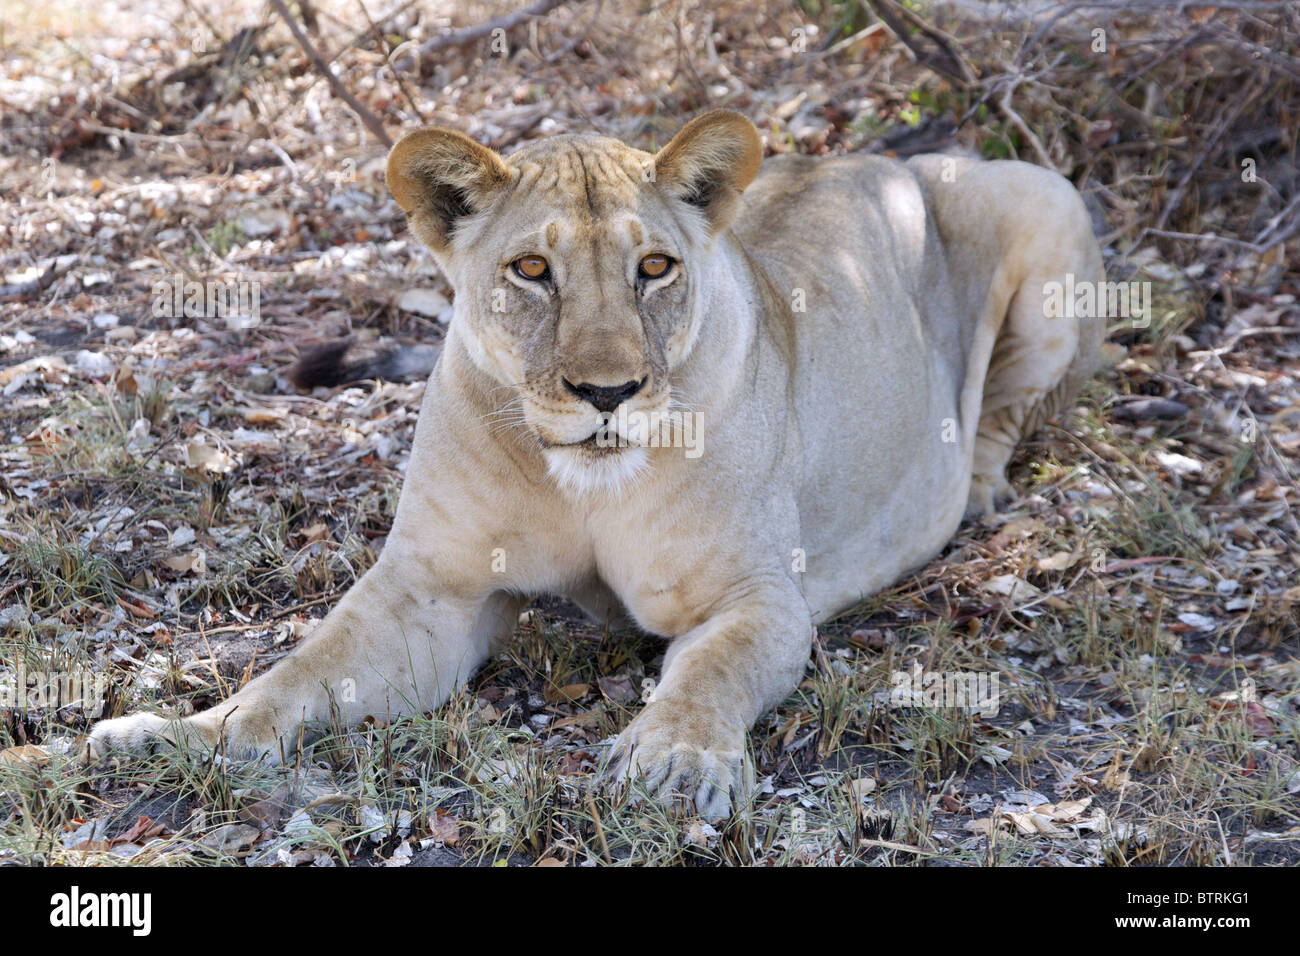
[1,0,1297,866]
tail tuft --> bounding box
[290,339,355,388]
[289,338,441,389]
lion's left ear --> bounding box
[652,109,763,234]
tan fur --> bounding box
[87,111,1103,819]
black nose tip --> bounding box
[563,377,645,413]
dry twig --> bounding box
[269,0,393,147]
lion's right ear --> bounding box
[653,110,762,234]
[386,128,512,254]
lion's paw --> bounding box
[82,712,198,764]
[603,700,748,820]
[964,473,1015,519]
[83,709,269,765]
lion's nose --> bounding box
[562,377,645,413]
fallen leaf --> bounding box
[1101,753,1131,790]
[162,549,207,575]
[395,288,450,317]
[74,350,114,378]
[199,823,261,856]
[544,682,589,704]
[684,821,718,846]
[0,355,68,387]
[428,811,461,847]
[184,440,236,474]
[972,797,1098,840]
[847,628,894,651]
[298,522,329,544]
[110,815,164,847]
[982,574,1044,603]
[384,840,413,867]
[1036,549,1080,572]
[1208,697,1276,736]
[596,673,638,705]
[0,744,51,768]
[850,777,877,800]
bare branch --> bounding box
[392,0,572,73]
[269,0,392,148]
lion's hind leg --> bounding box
[966,234,1103,518]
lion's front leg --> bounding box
[605,578,813,819]
[85,564,519,764]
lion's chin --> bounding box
[542,443,649,496]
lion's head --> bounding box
[385,110,762,494]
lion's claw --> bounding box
[602,701,747,820]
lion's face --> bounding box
[386,111,762,493]
[440,136,701,493]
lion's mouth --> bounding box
[538,424,652,493]
[547,432,624,454]
[539,415,634,453]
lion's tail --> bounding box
[289,338,441,389]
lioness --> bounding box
[87,110,1102,818]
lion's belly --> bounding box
[792,366,972,623]
[763,170,983,622]
[792,312,974,620]
[797,469,971,623]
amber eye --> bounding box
[638,254,673,279]
[513,256,550,280]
